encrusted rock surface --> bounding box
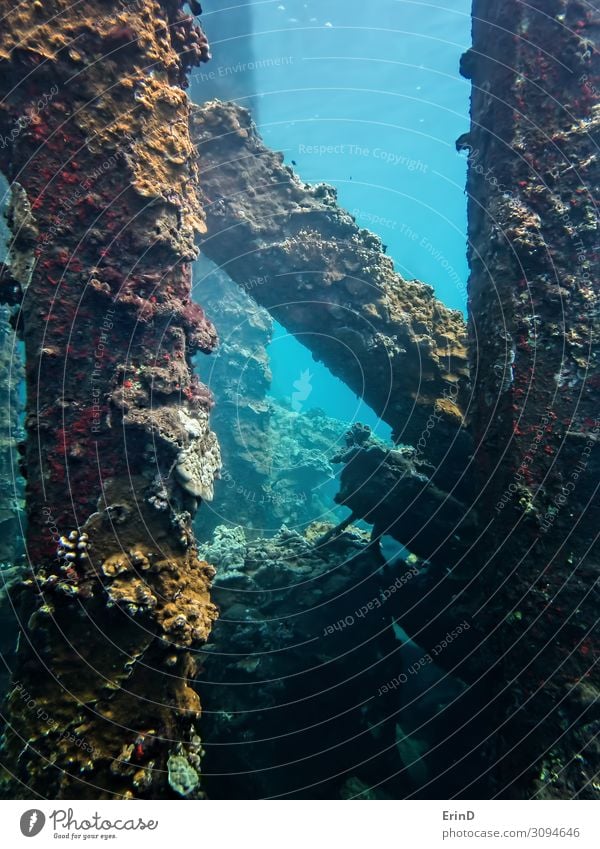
[452,0,600,800]
[0,0,218,799]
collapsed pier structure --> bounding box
[191,100,471,473]
[190,1,599,797]
[0,0,597,799]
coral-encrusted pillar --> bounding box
[0,1,220,798]
[458,1,599,798]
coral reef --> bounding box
[263,404,345,528]
[0,0,595,803]
[0,0,218,798]
[452,0,600,799]
[190,100,471,476]
[198,523,475,798]
[191,14,599,800]
[193,260,348,537]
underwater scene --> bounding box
[0,0,598,811]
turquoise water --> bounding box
[197,0,471,432]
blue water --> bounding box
[198,0,471,434]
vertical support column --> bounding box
[460,0,599,798]
[0,1,220,798]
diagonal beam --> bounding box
[191,101,471,471]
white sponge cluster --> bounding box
[174,409,221,500]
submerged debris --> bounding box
[331,424,475,564]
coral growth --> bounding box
[0,0,219,799]
[199,522,473,798]
[454,0,600,799]
[331,424,475,564]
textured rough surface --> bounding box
[0,0,218,798]
[0,187,24,567]
[199,523,475,799]
[331,424,475,565]
[193,261,275,535]
[194,260,348,538]
[191,101,471,469]
[453,0,600,799]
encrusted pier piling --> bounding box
[456,0,599,798]
[191,101,471,476]
[0,0,219,798]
